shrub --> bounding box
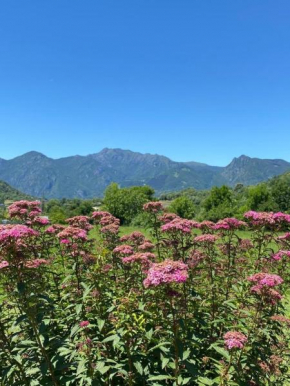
[0,201,289,385]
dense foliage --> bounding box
[0,180,33,203]
[102,183,155,224]
[160,173,290,222]
[0,200,290,385]
[44,199,97,224]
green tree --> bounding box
[202,185,235,221]
[168,196,195,219]
[271,179,290,212]
[103,183,154,224]
[247,184,276,211]
[48,206,67,224]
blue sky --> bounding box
[0,0,290,166]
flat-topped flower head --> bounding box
[57,226,88,242]
[247,273,283,287]
[158,213,179,224]
[120,231,145,246]
[143,259,188,288]
[66,216,93,231]
[214,218,247,230]
[32,217,50,226]
[8,200,42,221]
[122,252,155,266]
[247,272,283,304]
[198,221,215,231]
[100,223,119,235]
[243,211,287,227]
[161,218,198,234]
[0,225,39,243]
[194,234,218,244]
[143,201,164,213]
[224,331,247,350]
[138,241,155,252]
[91,211,111,221]
[46,224,65,235]
[113,244,134,256]
[272,212,290,224]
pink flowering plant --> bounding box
[0,201,289,385]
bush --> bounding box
[168,196,195,219]
[0,201,290,385]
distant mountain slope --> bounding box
[0,180,33,202]
[0,149,289,198]
[220,155,290,186]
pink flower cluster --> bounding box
[122,252,155,266]
[272,250,290,261]
[113,245,134,256]
[57,226,87,243]
[66,216,93,231]
[224,331,247,350]
[46,224,65,235]
[244,211,290,227]
[158,213,179,224]
[120,231,145,246]
[247,273,283,304]
[161,218,198,234]
[0,225,39,243]
[8,200,42,220]
[247,273,283,287]
[92,211,120,235]
[143,201,164,213]
[214,218,247,230]
[100,223,119,235]
[198,221,216,231]
[91,211,111,221]
[194,234,218,244]
[138,241,155,252]
[143,259,188,288]
[32,217,50,226]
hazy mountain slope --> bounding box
[221,155,290,186]
[0,150,289,198]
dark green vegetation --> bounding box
[160,171,290,222]
[1,170,290,226]
[0,180,33,203]
[1,149,290,198]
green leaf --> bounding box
[97,319,105,332]
[76,303,82,315]
[149,375,175,381]
[133,361,143,375]
[211,345,230,361]
[197,377,214,385]
[182,349,191,361]
[161,357,170,369]
[147,342,171,353]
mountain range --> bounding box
[0,149,289,199]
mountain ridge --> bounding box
[0,149,289,198]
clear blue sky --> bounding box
[0,0,290,166]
